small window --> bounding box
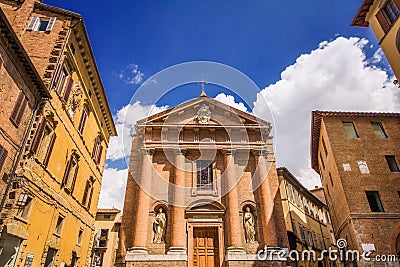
[365,191,384,212]
[77,229,83,245]
[384,0,400,25]
[27,16,56,32]
[196,161,213,191]
[70,43,76,55]
[31,118,57,166]
[10,91,28,127]
[0,145,8,173]
[371,122,387,138]
[397,191,400,198]
[0,54,3,70]
[44,248,57,267]
[92,136,103,165]
[329,172,334,187]
[97,228,109,247]
[385,155,400,172]
[342,122,359,138]
[16,194,33,219]
[82,179,94,209]
[104,214,111,220]
[54,215,64,235]
[319,152,325,169]
[321,137,328,156]
[292,221,297,236]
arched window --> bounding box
[92,135,103,165]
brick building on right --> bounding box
[311,111,400,262]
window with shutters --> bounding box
[376,0,400,33]
[55,65,74,103]
[31,116,57,167]
[0,54,3,70]
[0,145,8,173]
[78,108,88,135]
[27,16,56,32]
[16,193,33,220]
[82,178,94,209]
[92,136,103,165]
[62,152,79,193]
[10,91,28,127]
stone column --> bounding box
[223,149,244,253]
[168,149,187,254]
[131,148,154,254]
[254,149,278,246]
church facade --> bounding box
[116,94,289,267]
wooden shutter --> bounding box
[62,77,73,103]
[46,17,56,32]
[78,110,88,134]
[0,54,3,70]
[96,145,103,165]
[27,16,39,31]
[14,95,28,126]
[10,91,24,124]
[376,9,391,33]
[52,61,64,90]
[43,133,56,167]
[31,118,46,154]
[62,159,72,186]
[0,145,8,172]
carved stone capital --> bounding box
[251,148,268,157]
[222,148,236,156]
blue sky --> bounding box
[43,0,399,209]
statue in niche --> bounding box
[68,82,83,120]
[243,206,256,243]
[152,207,166,243]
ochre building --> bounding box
[352,0,400,80]
[117,94,289,267]
[0,0,116,266]
[311,111,400,265]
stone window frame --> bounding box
[191,160,218,196]
[61,150,80,194]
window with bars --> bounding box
[92,136,103,165]
[196,161,213,191]
[10,91,28,127]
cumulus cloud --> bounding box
[98,167,129,209]
[107,101,168,161]
[253,37,400,188]
[214,93,248,112]
[117,64,145,85]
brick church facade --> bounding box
[116,93,289,267]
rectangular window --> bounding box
[0,145,8,173]
[365,191,384,212]
[196,161,213,191]
[386,155,400,172]
[322,137,328,156]
[0,54,3,70]
[329,172,334,187]
[371,122,387,138]
[54,215,64,235]
[10,91,28,127]
[62,155,79,192]
[78,109,88,135]
[27,16,56,32]
[16,194,33,219]
[82,179,94,209]
[319,152,325,169]
[98,228,109,247]
[77,229,83,245]
[384,0,400,24]
[292,221,297,236]
[92,136,103,165]
[342,122,359,138]
[44,248,57,267]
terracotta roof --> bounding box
[96,208,121,214]
[0,9,49,99]
[311,110,400,173]
[351,0,375,27]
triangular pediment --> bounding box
[136,96,270,127]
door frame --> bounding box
[187,221,224,267]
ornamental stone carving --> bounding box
[195,104,211,124]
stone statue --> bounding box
[243,207,256,243]
[153,207,166,243]
[68,82,83,120]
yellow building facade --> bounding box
[278,167,338,267]
[0,1,116,266]
[352,0,400,80]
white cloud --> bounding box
[117,64,145,85]
[371,48,384,64]
[98,167,129,209]
[214,93,248,112]
[253,37,400,188]
[106,101,168,161]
